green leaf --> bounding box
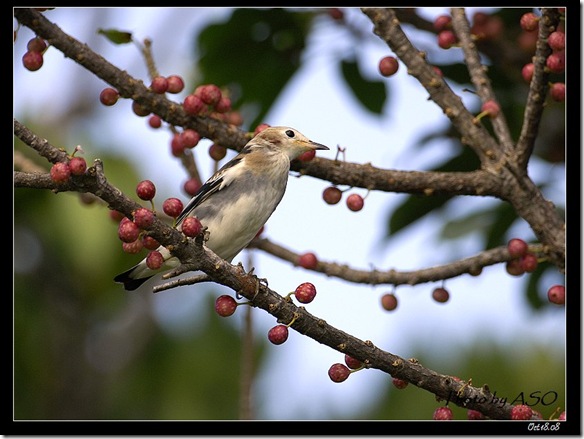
[97,28,133,44]
[439,209,495,240]
[197,9,313,129]
[340,59,386,114]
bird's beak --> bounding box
[308,141,329,151]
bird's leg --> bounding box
[235,263,267,301]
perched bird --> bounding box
[114,126,329,291]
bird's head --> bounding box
[251,126,329,160]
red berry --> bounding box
[196,84,222,106]
[381,293,398,311]
[150,76,168,94]
[133,207,155,229]
[215,295,238,317]
[521,63,535,83]
[294,282,317,304]
[378,56,399,77]
[146,250,164,270]
[209,144,227,161]
[118,217,140,243]
[122,239,143,254]
[136,180,156,201]
[170,133,185,157]
[433,406,453,420]
[467,409,485,420]
[550,82,565,102]
[22,50,43,71]
[433,15,452,31]
[254,123,271,135]
[215,96,232,113]
[298,252,318,270]
[50,162,71,183]
[548,31,565,51]
[328,363,350,383]
[558,411,566,420]
[68,157,87,176]
[183,94,206,115]
[346,193,364,212]
[183,177,202,196]
[297,150,316,162]
[328,8,344,21]
[166,75,185,94]
[547,284,565,305]
[437,30,457,49]
[141,235,160,250]
[181,216,203,237]
[323,186,342,205]
[510,404,532,420]
[520,12,539,32]
[27,37,47,53]
[481,100,500,118]
[546,51,565,73]
[344,355,363,370]
[507,238,529,257]
[181,129,201,149]
[268,325,289,345]
[148,114,162,129]
[99,87,119,106]
[505,259,525,276]
[162,198,184,218]
[109,210,125,222]
[392,377,408,389]
[520,253,538,273]
[432,287,450,303]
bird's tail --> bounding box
[114,247,179,291]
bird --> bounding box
[114,126,329,291]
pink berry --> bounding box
[166,75,185,94]
[346,193,364,212]
[27,37,47,53]
[507,238,528,258]
[558,411,566,420]
[141,235,160,250]
[550,82,565,102]
[136,180,156,201]
[547,284,565,305]
[297,150,316,162]
[378,56,399,77]
[437,30,457,49]
[170,133,185,157]
[148,114,162,129]
[181,216,203,237]
[520,12,539,32]
[183,177,202,196]
[196,84,222,106]
[520,253,538,273]
[433,406,453,420]
[68,157,87,176]
[181,129,201,149]
[294,282,317,304]
[254,123,270,135]
[268,325,289,345]
[122,239,143,254]
[547,31,565,51]
[298,252,318,270]
[481,100,500,118]
[510,404,532,420]
[467,409,485,420]
[132,101,150,117]
[392,377,408,389]
[344,355,363,370]
[22,50,43,71]
[521,63,535,83]
[133,207,155,229]
[162,198,184,218]
[183,94,206,115]
[150,76,169,94]
[505,259,525,276]
[146,250,164,270]
[432,287,450,303]
[323,186,342,205]
[328,363,350,383]
[215,295,238,317]
[381,293,398,311]
[215,96,232,113]
[50,162,71,183]
[99,87,119,106]
[546,51,565,73]
[118,217,140,243]
[433,15,452,31]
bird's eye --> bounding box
[285,130,295,138]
